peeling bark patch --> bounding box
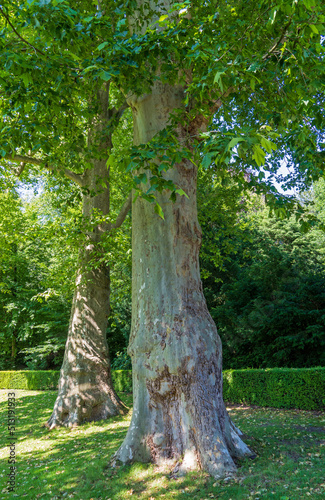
[146,435,159,462]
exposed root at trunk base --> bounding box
[114,361,256,480]
[115,418,255,480]
[45,389,127,429]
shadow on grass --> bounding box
[0,392,324,500]
[0,391,133,499]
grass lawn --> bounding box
[0,390,324,499]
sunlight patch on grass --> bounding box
[0,390,324,499]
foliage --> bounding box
[199,184,325,369]
[1,389,324,499]
[0,176,132,371]
[198,168,252,284]
[0,187,78,370]
[2,367,325,410]
[111,369,133,392]
[0,369,133,392]
[223,367,325,411]
[111,349,132,371]
[0,0,323,203]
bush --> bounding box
[0,370,133,392]
[223,367,325,410]
[1,368,324,410]
[111,348,132,370]
[0,370,60,390]
[111,369,132,392]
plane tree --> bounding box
[0,1,132,427]
[102,0,324,478]
[1,0,324,477]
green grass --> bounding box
[0,390,324,499]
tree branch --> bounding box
[262,19,293,61]
[0,6,80,72]
[111,101,129,127]
[0,6,46,57]
[109,192,132,230]
[1,153,85,187]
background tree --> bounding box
[0,184,77,370]
[0,1,133,426]
[199,187,325,370]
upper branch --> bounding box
[0,6,46,57]
[1,153,85,187]
[262,19,293,61]
[109,192,132,230]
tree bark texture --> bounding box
[115,82,253,478]
[46,86,126,428]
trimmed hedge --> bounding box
[111,369,132,393]
[1,368,324,410]
[0,370,60,390]
[223,367,325,411]
[0,370,133,392]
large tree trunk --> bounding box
[46,86,127,428]
[115,82,253,477]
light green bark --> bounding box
[115,81,253,477]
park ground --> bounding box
[0,390,324,499]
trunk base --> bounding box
[46,370,127,429]
[114,359,254,480]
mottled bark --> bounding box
[115,82,253,477]
[46,86,127,428]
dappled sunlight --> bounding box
[0,390,131,498]
[1,391,324,499]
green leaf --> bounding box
[252,145,266,166]
[158,15,169,24]
[99,71,111,81]
[134,173,147,185]
[132,191,140,204]
[22,73,33,87]
[126,160,138,173]
[154,203,165,219]
[303,0,316,11]
[158,163,169,173]
[260,137,277,154]
[213,71,224,91]
[175,188,188,198]
[69,52,81,61]
[97,41,109,51]
[310,24,319,34]
[227,137,244,151]
[202,152,216,169]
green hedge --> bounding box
[111,370,132,393]
[0,370,133,392]
[1,368,324,410]
[0,370,60,390]
[223,367,325,410]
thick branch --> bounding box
[111,101,129,128]
[2,154,85,187]
[109,192,132,230]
